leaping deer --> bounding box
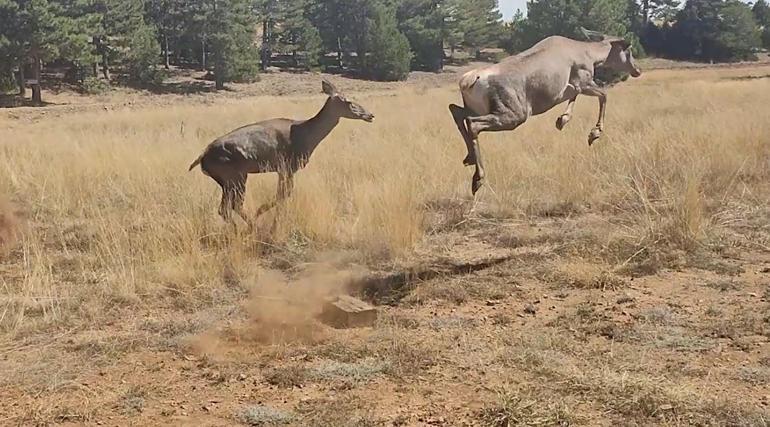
[189,80,374,225]
[449,29,642,195]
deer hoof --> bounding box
[463,154,477,166]
[556,115,569,131]
[472,177,485,195]
[588,128,602,146]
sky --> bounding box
[499,0,527,20]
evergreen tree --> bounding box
[671,0,760,61]
[714,0,760,59]
[0,0,66,103]
[451,0,502,54]
[397,0,445,71]
[754,0,770,48]
[752,0,769,24]
[639,0,680,23]
[519,0,633,49]
[276,0,323,68]
[206,0,259,89]
[499,9,527,53]
[146,0,185,69]
[366,1,412,80]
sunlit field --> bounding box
[1,65,770,425]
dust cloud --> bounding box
[243,263,368,342]
[189,261,369,358]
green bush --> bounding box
[126,26,166,85]
[81,77,111,94]
[365,4,412,81]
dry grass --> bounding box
[1,69,769,333]
[1,65,770,426]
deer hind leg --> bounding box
[230,174,252,228]
[217,174,250,227]
[465,112,526,195]
[449,103,476,166]
[218,182,235,223]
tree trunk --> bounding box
[101,46,110,80]
[215,74,224,90]
[163,33,170,69]
[337,37,344,69]
[261,20,270,70]
[201,39,207,70]
[94,36,110,80]
[30,54,42,106]
[215,60,224,90]
[18,60,26,98]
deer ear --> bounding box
[580,27,605,42]
[322,80,339,96]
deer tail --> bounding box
[188,154,203,172]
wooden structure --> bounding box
[319,295,378,329]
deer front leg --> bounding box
[556,95,578,131]
[449,103,476,166]
[254,171,294,218]
[581,83,607,146]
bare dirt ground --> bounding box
[2,210,769,426]
[1,63,770,426]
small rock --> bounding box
[486,300,497,306]
[658,404,674,411]
[238,373,247,381]
[748,293,758,297]
[524,304,537,315]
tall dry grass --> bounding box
[1,66,769,333]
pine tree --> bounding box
[206,0,259,90]
[639,0,680,23]
[97,0,162,84]
[753,0,770,48]
[0,0,64,103]
[499,9,527,53]
[146,0,186,69]
[366,1,412,80]
[276,0,323,68]
[714,0,760,60]
[516,0,636,52]
[310,0,347,68]
[451,0,502,54]
[397,0,444,71]
[671,0,760,61]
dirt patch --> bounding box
[187,263,369,360]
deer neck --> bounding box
[586,41,613,68]
[293,98,340,156]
